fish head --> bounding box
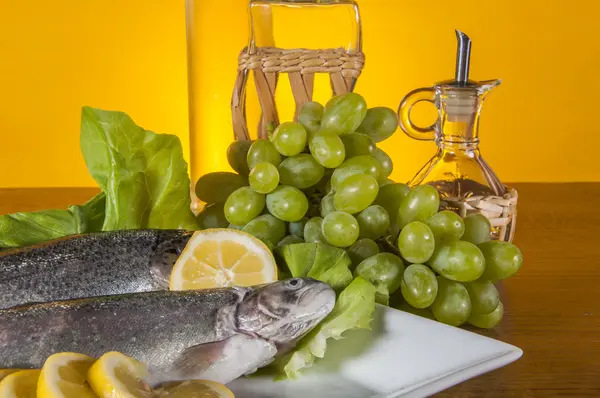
[236,278,336,346]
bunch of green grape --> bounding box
[194,92,523,330]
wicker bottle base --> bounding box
[439,187,518,242]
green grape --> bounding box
[374,183,410,218]
[465,280,500,315]
[478,241,523,282]
[468,301,503,329]
[242,214,286,246]
[356,205,390,240]
[288,218,308,238]
[312,168,333,193]
[277,235,305,247]
[278,154,325,189]
[386,223,401,247]
[397,221,436,263]
[304,216,326,243]
[396,184,440,229]
[320,192,336,217]
[340,133,375,158]
[355,107,399,142]
[227,140,253,176]
[298,101,324,137]
[196,202,228,229]
[266,185,309,222]
[228,223,244,230]
[428,240,486,282]
[330,155,381,190]
[333,174,379,214]
[195,172,247,204]
[379,178,395,187]
[427,211,465,243]
[373,147,393,179]
[322,211,359,248]
[320,93,367,135]
[247,139,282,169]
[308,131,346,168]
[249,162,279,194]
[347,238,380,268]
[400,264,438,309]
[271,122,307,156]
[462,214,491,245]
[224,187,265,226]
[354,253,405,304]
[431,276,472,326]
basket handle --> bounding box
[232,47,365,140]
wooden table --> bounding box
[1,183,599,397]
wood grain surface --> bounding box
[1,183,599,397]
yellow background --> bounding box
[0,0,599,188]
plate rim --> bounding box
[374,305,524,398]
[228,305,524,398]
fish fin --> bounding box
[160,335,277,385]
[148,339,231,387]
[149,235,191,289]
[173,339,231,377]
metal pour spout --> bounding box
[455,30,471,86]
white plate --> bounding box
[228,304,522,398]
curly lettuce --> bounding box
[277,243,353,292]
[277,276,377,379]
[275,242,377,379]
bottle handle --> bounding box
[397,87,437,141]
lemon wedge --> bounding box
[87,351,153,398]
[170,228,277,290]
[154,379,234,398]
[0,369,27,383]
[37,352,96,398]
[0,369,40,397]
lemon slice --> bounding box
[0,369,40,397]
[154,379,234,398]
[0,369,27,383]
[37,352,96,398]
[170,228,277,291]
[87,351,153,398]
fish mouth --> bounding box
[294,285,336,322]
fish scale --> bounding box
[0,289,240,369]
[0,229,192,309]
[0,278,336,385]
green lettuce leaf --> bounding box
[375,284,390,306]
[273,244,377,378]
[0,192,106,248]
[80,107,198,231]
[277,243,353,292]
[276,276,377,379]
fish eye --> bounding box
[285,278,303,289]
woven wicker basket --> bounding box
[439,188,518,242]
[231,46,365,140]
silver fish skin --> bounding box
[0,278,336,384]
[0,229,191,309]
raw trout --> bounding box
[0,229,191,309]
[0,278,335,385]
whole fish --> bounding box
[0,278,335,385]
[0,229,192,309]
